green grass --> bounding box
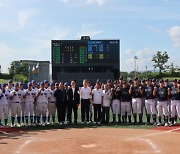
[1,108,179,131]
[162,77,180,81]
[0,79,8,84]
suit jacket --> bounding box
[54,89,66,106]
[67,87,80,105]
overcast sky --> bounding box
[0,0,180,73]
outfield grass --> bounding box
[0,79,8,84]
[1,108,179,131]
[162,77,180,81]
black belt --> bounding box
[14,102,20,103]
[50,102,55,103]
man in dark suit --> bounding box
[67,80,80,124]
[54,82,66,124]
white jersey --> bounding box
[10,90,24,103]
[6,86,14,93]
[36,89,50,103]
[24,89,36,103]
[102,90,112,107]
[92,88,103,104]
[19,89,25,102]
[48,89,56,102]
[0,90,10,105]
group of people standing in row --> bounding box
[0,77,179,127]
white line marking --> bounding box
[0,131,9,135]
[166,128,180,133]
[15,140,34,154]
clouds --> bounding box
[122,48,156,72]
[59,0,110,6]
[146,26,161,33]
[76,24,103,38]
[169,26,180,48]
[18,9,38,29]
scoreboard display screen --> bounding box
[52,39,119,64]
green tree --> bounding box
[8,61,29,77]
[152,51,169,74]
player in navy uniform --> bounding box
[168,79,180,126]
[129,78,143,124]
[153,80,170,126]
[120,81,132,124]
[143,78,157,125]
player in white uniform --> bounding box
[24,82,36,125]
[19,83,26,125]
[36,82,50,126]
[48,83,56,124]
[0,83,10,126]
[6,79,14,114]
[10,83,24,127]
[102,84,112,124]
[32,80,38,124]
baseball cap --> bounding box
[122,81,127,84]
[1,83,6,87]
[134,77,139,81]
[40,82,45,85]
[152,79,157,82]
[141,79,145,82]
[31,80,36,84]
[8,79,12,83]
[146,78,150,81]
[50,82,55,86]
[128,79,132,83]
[14,83,19,86]
[119,76,124,80]
[27,82,32,86]
[64,82,69,86]
[44,80,48,83]
[113,80,118,84]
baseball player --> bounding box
[111,80,121,124]
[153,80,170,127]
[0,83,10,126]
[19,82,25,125]
[24,82,36,125]
[120,81,132,124]
[169,79,180,126]
[32,80,38,124]
[36,82,50,126]
[102,84,112,124]
[48,83,56,124]
[143,78,157,125]
[165,79,172,123]
[6,79,14,114]
[129,78,143,124]
[10,83,24,127]
[92,82,103,124]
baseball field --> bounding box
[0,110,180,154]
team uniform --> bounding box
[92,88,103,124]
[102,89,112,124]
[19,88,26,124]
[156,86,169,126]
[24,89,36,125]
[32,86,38,124]
[10,89,24,127]
[0,89,10,126]
[143,85,157,125]
[36,89,50,125]
[131,85,143,124]
[6,86,14,114]
[170,86,180,125]
[111,88,121,123]
[48,89,56,124]
[120,87,132,123]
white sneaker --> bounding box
[81,122,85,124]
[86,121,90,124]
[16,124,21,127]
[59,122,63,125]
[97,122,101,125]
[164,123,168,127]
[156,123,162,126]
[11,124,15,127]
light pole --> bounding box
[134,56,138,78]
